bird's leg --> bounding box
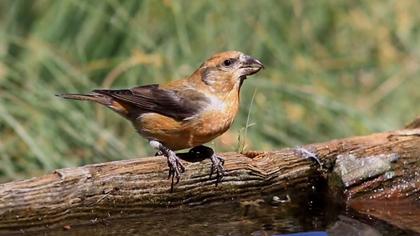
[294,146,322,169]
[149,140,185,190]
[189,145,225,185]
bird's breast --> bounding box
[136,93,239,150]
[190,94,239,135]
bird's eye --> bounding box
[223,59,235,67]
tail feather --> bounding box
[56,92,111,105]
[56,92,129,115]
[57,93,95,100]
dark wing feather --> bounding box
[93,84,209,120]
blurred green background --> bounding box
[0,0,419,181]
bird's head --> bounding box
[193,51,264,93]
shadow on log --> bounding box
[0,121,419,234]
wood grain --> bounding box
[0,128,419,233]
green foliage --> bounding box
[0,0,419,180]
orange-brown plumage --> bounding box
[137,87,239,150]
[58,50,263,187]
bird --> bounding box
[58,50,264,189]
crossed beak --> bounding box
[239,54,264,77]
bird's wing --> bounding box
[93,84,209,120]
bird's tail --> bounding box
[56,92,111,105]
[56,92,129,115]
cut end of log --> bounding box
[333,153,399,188]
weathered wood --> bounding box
[0,127,419,233]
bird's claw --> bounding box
[149,140,186,191]
[209,154,225,185]
[167,153,185,189]
[188,145,225,185]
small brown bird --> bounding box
[58,51,263,187]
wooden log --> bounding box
[0,126,419,233]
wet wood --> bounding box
[350,197,420,233]
[18,198,403,236]
[0,126,419,233]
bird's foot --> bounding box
[150,140,185,191]
[209,154,225,185]
[294,146,322,169]
[166,151,186,185]
[189,145,225,185]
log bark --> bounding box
[0,126,419,233]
